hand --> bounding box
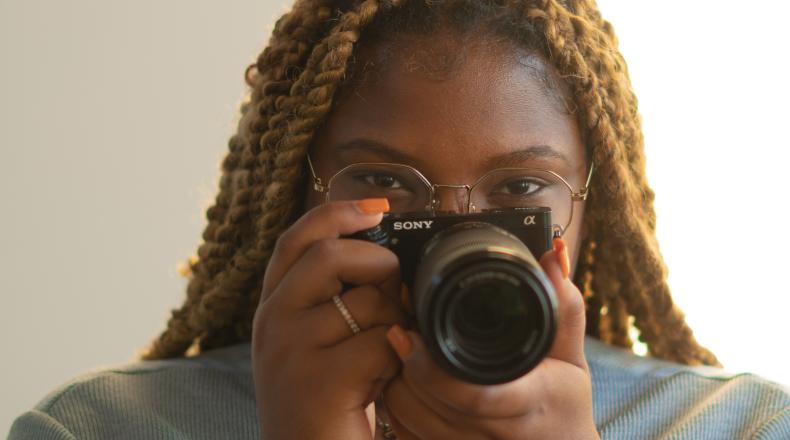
[381,239,600,439]
[252,199,406,440]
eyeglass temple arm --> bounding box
[306,153,328,193]
[573,162,595,201]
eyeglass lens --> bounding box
[326,163,574,230]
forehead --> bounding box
[312,33,585,180]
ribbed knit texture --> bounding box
[8,337,790,439]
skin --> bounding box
[252,32,598,439]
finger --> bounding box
[308,284,406,346]
[386,373,533,440]
[326,325,402,405]
[261,199,389,302]
[271,238,400,309]
[539,238,588,372]
[391,328,541,418]
[383,376,480,440]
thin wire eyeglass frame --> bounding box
[306,153,594,236]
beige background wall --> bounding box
[2,0,789,435]
[0,0,291,432]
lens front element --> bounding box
[412,222,558,384]
[449,270,536,363]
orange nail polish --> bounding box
[355,198,390,215]
[386,325,412,360]
[553,237,570,279]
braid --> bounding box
[143,0,392,359]
[144,0,718,367]
[531,0,717,365]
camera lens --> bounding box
[412,222,557,384]
[450,274,532,361]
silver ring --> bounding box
[332,294,361,335]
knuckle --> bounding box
[300,202,324,223]
[460,388,498,414]
[562,283,586,316]
[310,237,343,260]
[380,247,400,269]
[256,298,277,325]
[273,225,297,255]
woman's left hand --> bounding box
[381,240,600,439]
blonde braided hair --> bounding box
[143,0,718,367]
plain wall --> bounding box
[0,0,292,433]
[2,0,789,435]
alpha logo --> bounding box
[393,220,434,231]
[523,216,536,226]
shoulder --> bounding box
[8,343,259,440]
[585,337,790,439]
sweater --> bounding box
[8,337,790,439]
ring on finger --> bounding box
[332,294,361,335]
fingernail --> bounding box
[553,237,570,279]
[386,325,412,360]
[355,198,390,215]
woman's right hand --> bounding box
[252,199,405,440]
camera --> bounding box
[353,207,558,385]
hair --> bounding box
[143,0,719,366]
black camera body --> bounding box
[354,207,558,384]
[361,207,554,286]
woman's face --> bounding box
[306,33,589,275]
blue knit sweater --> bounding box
[8,337,790,439]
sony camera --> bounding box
[352,207,558,385]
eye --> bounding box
[358,173,405,189]
[495,178,545,196]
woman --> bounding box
[10,0,789,439]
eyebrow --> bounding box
[483,145,571,169]
[331,138,571,169]
[332,138,417,165]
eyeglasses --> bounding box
[307,154,593,235]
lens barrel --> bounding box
[412,222,557,384]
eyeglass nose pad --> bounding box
[431,185,471,214]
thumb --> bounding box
[539,238,588,372]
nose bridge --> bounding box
[431,184,471,213]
